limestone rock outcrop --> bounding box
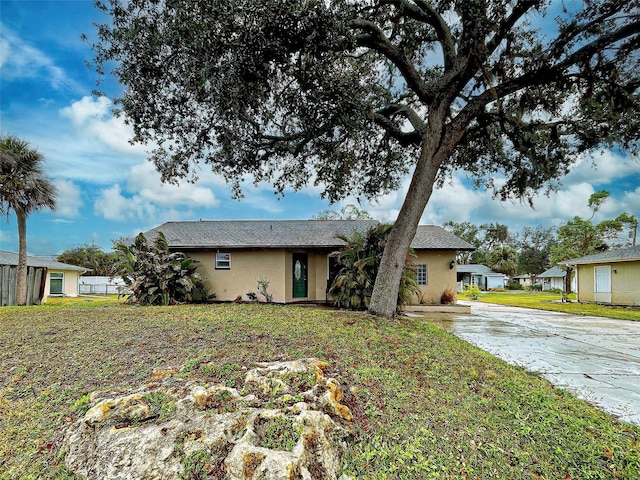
[61,359,354,480]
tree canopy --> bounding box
[90,0,640,317]
[551,191,638,265]
[57,244,120,277]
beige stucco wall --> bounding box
[413,251,459,305]
[42,269,82,303]
[187,248,460,305]
[189,249,287,302]
[187,249,333,303]
[576,261,640,306]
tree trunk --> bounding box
[16,209,28,306]
[369,111,452,319]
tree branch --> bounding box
[351,18,433,101]
[382,0,456,70]
[485,1,541,58]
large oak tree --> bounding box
[90,0,639,318]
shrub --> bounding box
[256,277,273,303]
[467,284,482,300]
[440,288,456,304]
[328,224,419,312]
[114,232,208,305]
[506,280,524,290]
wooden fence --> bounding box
[0,265,46,306]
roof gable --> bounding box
[538,266,566,278]
[145,220,475,251]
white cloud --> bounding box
[126,162,219,208]
[52,178,83,218]
[327,147,639,233]
[94,161,220,223]
[565,150,640,186]
[0,23,79,92]
[60,96,150,156]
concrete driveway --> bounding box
[425,301,640,425]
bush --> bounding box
[114,232,208,306]
[440,288,456,304]
[506,280,524,290]
[466,284,482,300]
[329,224,419,312]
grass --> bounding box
[458,290,640,321]
[1,301,639,479]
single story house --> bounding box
[0,250,88,305]
[456,264,507,291]
[560,245,640,306]
[511,273,536,288]
[538,266,576,292]
[143,220,475,305]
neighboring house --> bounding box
[0,250,87,305]
[538,266,576,292]
[560,245,640,306]
[511,273,536,288]
[456,264,507,291]
[143,220,475,305]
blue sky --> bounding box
[1,0,639,257]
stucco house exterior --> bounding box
[511,273,536,288]
[538,266,576,292]
[560,246,640,306]
[456,264,507,291]
[0,250,87,305]
[143,220,474,305]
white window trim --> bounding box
[50,272,64,295]
[417,264,428,286]
[215,252,231,270]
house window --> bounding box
[417,264,428,286]
[50,272,64,295]
[215,252,231,269]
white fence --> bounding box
[79,276,128,295]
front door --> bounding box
[594,265,612,303]
[292,253,308,298]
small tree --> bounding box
[57,244,120,277]
[551,191,638,264]
[0,135,57,305]
[114,232,207,305]
[329,224,418,311]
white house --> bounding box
[456,264,507,291]
[0,251,87,305]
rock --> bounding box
[61,359,354,480]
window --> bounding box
[50,272,64,294]
[417,264,428,286]
[215,252,231,269]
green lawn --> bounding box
[458,290,640,321]
[1,301,638,479]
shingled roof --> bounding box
[560,245,640,265]
[145,220,475,251]
[0,251,87,272]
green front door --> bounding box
[292,253,308,298]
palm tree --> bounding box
[0,135,57,305]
